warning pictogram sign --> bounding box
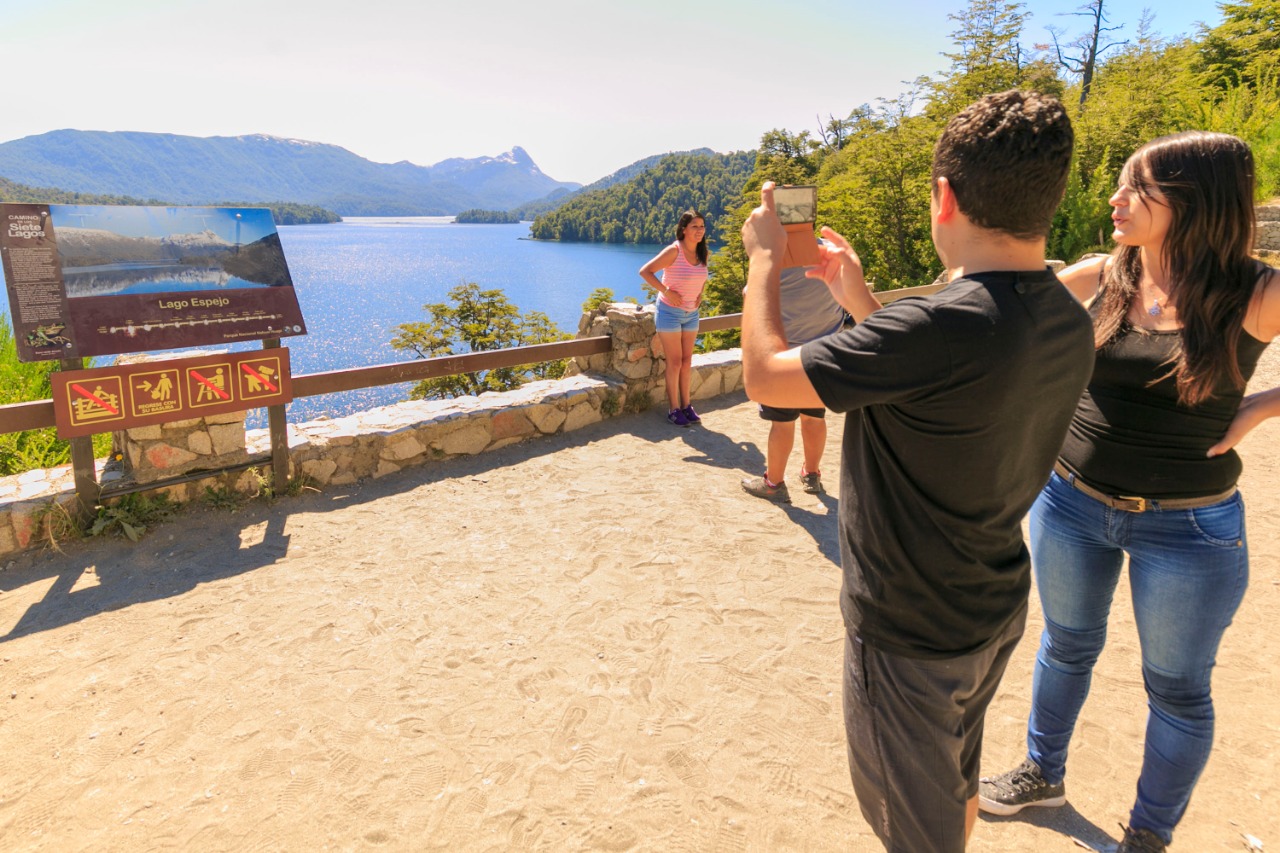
[64,378,126,428]
[187,363,233,407]
[238,356,282,400]
[130,368,183,418]
[51,349,292,439]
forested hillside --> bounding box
[528,151,755,244]
[698,0,1280,349]
[510,149,719,221]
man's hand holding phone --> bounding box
[742,182,788,260]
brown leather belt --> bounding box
[1052,461,1236,512]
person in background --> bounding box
[740,89,1093,852]
[640,210,709,426]
[741,263,846,502]
[979,131,1280,853]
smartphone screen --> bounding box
[774,186,817,225]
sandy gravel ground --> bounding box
[1,347,1277,852]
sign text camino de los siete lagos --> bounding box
[1,203,307,362]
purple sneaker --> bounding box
[682,405,701,424]
[667,408,690,427]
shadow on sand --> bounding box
[0,390,841,643]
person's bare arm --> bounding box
[1209,267,1280,456]
[639,245,678,299]
[741,182,825,410]
[1057,255,1108,305]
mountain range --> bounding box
[0,131,581,216]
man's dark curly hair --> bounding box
[932,90,1074,240]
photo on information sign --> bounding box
[0,203,307,361]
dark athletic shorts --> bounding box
[757,403,826,422]
[842,605,1026,853]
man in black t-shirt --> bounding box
[740,91,1095,852]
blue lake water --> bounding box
[274,217,662,423]
[2,217,665,426]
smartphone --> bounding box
[774,185,820,267]
[774,185,817,225]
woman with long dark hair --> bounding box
[640,210,709,426]
[980,132,1280,851]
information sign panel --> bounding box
[51,349,293,439]
[1,203,307,362]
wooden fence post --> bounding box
[262,339,290,495]
[59,357,98,519]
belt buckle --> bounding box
[1118,495,1147,512]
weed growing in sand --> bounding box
[202,484,244,512]
[245,467,318,501]
[31,498,85,552]
[285,473,319,497]
[624,390,653,414]
[601,390,620,417]
[90,493,175,542]
[247,467,275,501]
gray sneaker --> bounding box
[741,475,791,503]
[1117,825,1167,853]
[978,759,1066,816]
[799,471,823,494]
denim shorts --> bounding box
[655,299,700,333]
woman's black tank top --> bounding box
[1059,321,1269,499]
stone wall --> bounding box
[0,304,743,559]
[1259,203,1280,252]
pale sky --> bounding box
[2,0,1220,186]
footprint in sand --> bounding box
[405,762,447,799]
[276,775,321,815]
[664,747,711,788]
[507,814,544,850]
[550,695,612,764]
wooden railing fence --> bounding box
[0,282,943,511]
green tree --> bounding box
[0,316,113,475]
[820,95,941,289]
[529,151,755,245]
[1194,0,1280,90]
[581,288,637,313]
[390,282,570,400]
[700,129,826,350]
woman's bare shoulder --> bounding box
[1247,262,1280,341]
[640,243,679,271]
[1057,254,1109,304]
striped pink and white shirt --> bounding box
[659,242,708,309]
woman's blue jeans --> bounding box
[1026,471,1248,843]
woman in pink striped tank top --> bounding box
[640,210,710,426]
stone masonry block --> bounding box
[528,404,567,434]
[563,402,601,433]
[0,516,18,555]
[382,434,426,461]
[126,424,163,441]
[617,358,653,380]
[144,443,199,471]
[188,431,214,455]
[440,423,491,456]
[209,422,247,457]
[491,409,535,441]
[301,458,338,486]
[9,501,41,550]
